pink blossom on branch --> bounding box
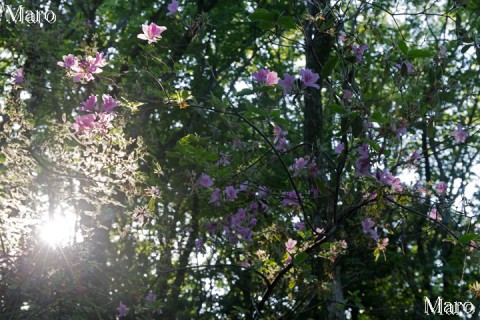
[436,181,447,194]
[102,94,118,112]
[146,291,156,303]
[209,188,221,206]
[278,73,296,93]
[224,186,237,201]
[72,114,96,135]
[355,143,372,177]
[12,68,24,84]
[335,142,345,154]
[429,208,442,221]
[300,68,320,89]
[80,95,97,112]
[351,44,370,63]
[137,22,167,44]
[395,61,415,74]
[198,173,214,188]
[57,54,77,68]
[117,302,127,317]
[285,238,297,253]
[252,68,278,86]
[166,0,179,16]
[451,123,467,144]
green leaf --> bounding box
[288,279,296,289]
[250,9,274,22]
[407,49,434,59]
[179,134,199,145]
[321,56,338,79]
[237,88,255,96]
[398,40,408,55]
[461,45,471,54]
[293,252,308,265]
[258,20,275,30]
[458,233,477,244]
[325,104,347,114]
[147,197,155,212]
[370,111,387,123]
[278,16,296,30]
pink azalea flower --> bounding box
[57,54,77,68]
[451,123,467,144]
[93,52,108,68]
[72,114,96,135]
[335,142,345,154]
[166,0,179,16]
[117,302,127,317]
[80,95,97,112]
[209,188,221,206]
[198,173,214,188]
[295,222,305,232]
[361,218,375,233]
[343,89,353,100]
[146,291,156,303]
[265,71,279,85]
[409,150,421,164]
[361,218,379,240]
[285,238,297,253]
[195,237,204,250]
[95,112,114,132]
[429,208,442,221]
[439,45,447,58]
[257,186,269,197]
[436,181,447,194]
[102,94,118,112]
[252,68,278,86]
[70,55,105,83]
[216,153,230,166]
[355,143,371,177]
[137,22,167,44]
[282,190,300,207]
[252,69,269,83]
[351,44,370,63]
[395,61,415,74]
[278,73,296,94]
[290,157,308,175]
[378,169,403,192]
[12,68,24,84]
[224,186,237,201]
[300,68,320,89]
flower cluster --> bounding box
[378,169,403,192]
[223,208,257,243]
[57,52,108,82]
[273,124,288,152]
[361,218,378,240]
[252,68,320,93]
[72,94,119,136]
[355,143,371,177]
[289,156,319,177]
[252,68,279,86]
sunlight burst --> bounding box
[39,213,79,247]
